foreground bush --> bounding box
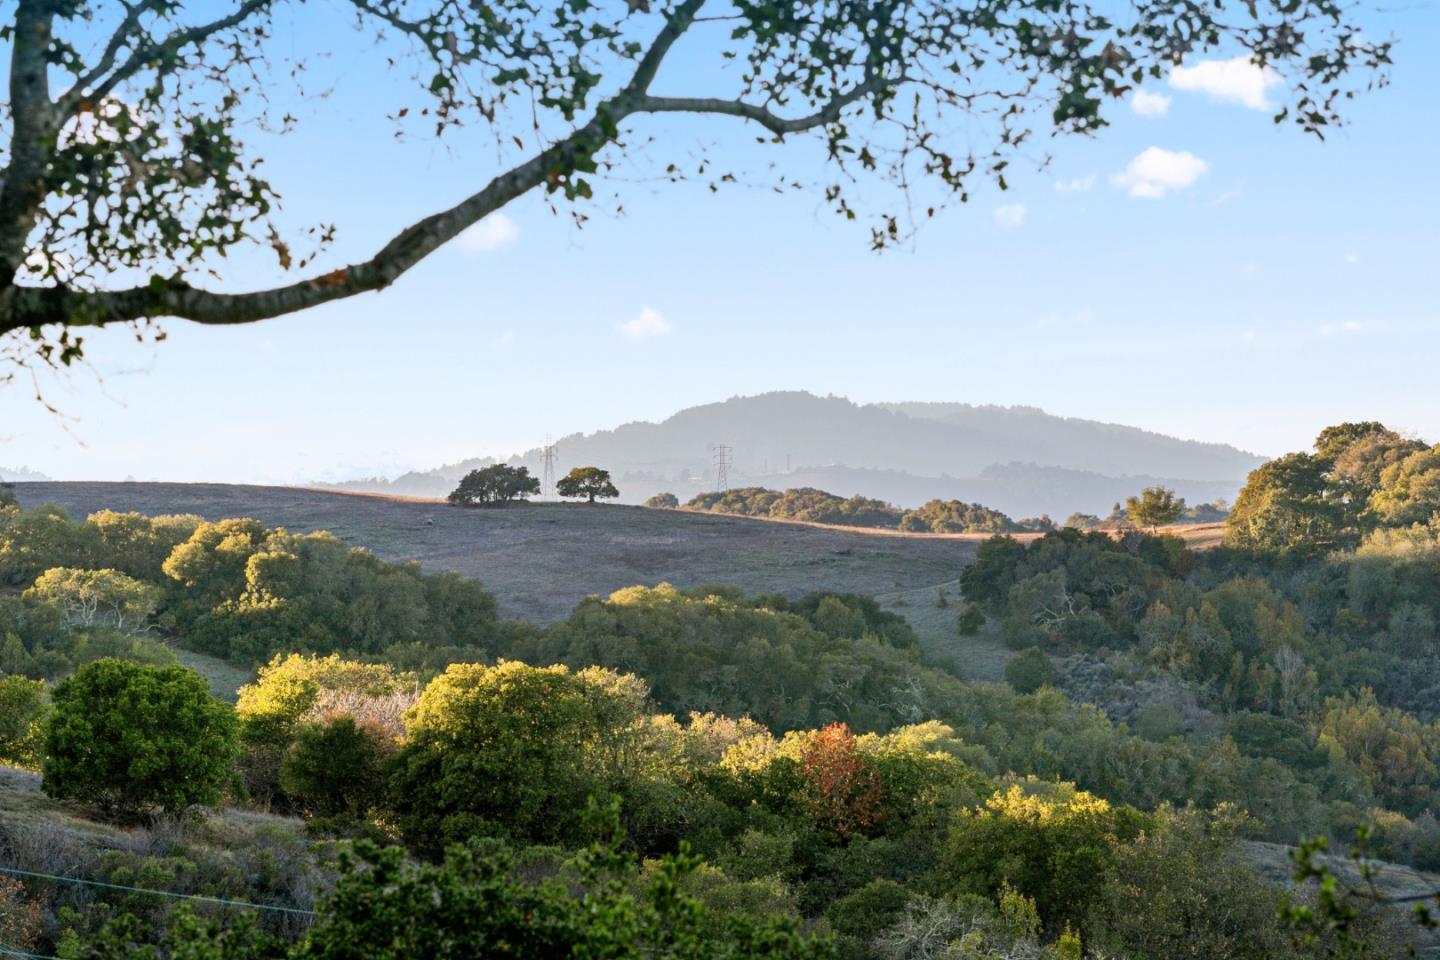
[0,674,47,768]
[42,659,238,816]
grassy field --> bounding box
[11,480,979,619]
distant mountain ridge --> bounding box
[321,391,1265,518]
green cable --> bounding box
[0,946,62,960]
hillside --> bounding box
[11,481,979,625]
[320,392,1264,517]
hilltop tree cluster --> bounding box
[677,486,1048,533]
[448,465,619,506]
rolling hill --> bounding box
[10,481,978,626]
[322,391,1265,517]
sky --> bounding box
[2,0,1438,483]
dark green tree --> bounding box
[1004,647,1058,694]
[557,467,620,504]
[42,659,238,817]
[0,674,48,768]
[280,716,395,821]
[448,465,541,507]
[957,602,986,636]
[644,492,680,509]
[1226,453,1339,550]
[290,829,830,960]
[391,661,629,853]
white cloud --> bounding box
[1054,175,1096,193]
[1169,57,1281,110]
[1111,147,1209,198]
[1345,253,1360,266]
[1131,90,1172,117]
[1318,320,1365,337]
[621,306,672,341]
[457,213,519,252]
[993,204,1026,229]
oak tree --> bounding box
[1125,486,1184,531]
[448,464,541,506]
[557,466,619,503]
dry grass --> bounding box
[12,482,981,624]
[874,579,1015,683]
[1244,840,1440,957]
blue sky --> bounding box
[3,0,1438,483]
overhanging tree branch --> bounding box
[0,0,1394,364]
[59,0,278,114]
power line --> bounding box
[0,866,314,917]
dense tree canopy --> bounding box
[0,0,1389,376]
[684,486,1035,533]
[1227,422,1439,550]
[557,467,620,503]
[42,658,238,815]
[448,464,541,507]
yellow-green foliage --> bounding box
[24,567,161,634]
[942,779,1151,930]
[237,653,414,738]
[0,674,48,768]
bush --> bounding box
[281,716,395,820]
[42,659,238,816]
[1004,648,1057,694]
[645,492,680,509]
[942,782,1151,931]
[826,878,910,941]
[391,661,633,853]
[957,602,985,636]
[0,675,47,768]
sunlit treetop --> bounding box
[0,0,1390,375]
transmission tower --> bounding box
[541,436,558,500]
[713,443,733,492]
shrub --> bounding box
[957,602,986,636]
[826,878,910,941]
[644,492,680,509]
[42,659,238,816]
[281,716,395,820]
[942,782,1151,932]
[391,661,634,853]
[1004,648,1057,694]
[0,675,48,768]
[0,876,42,953]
